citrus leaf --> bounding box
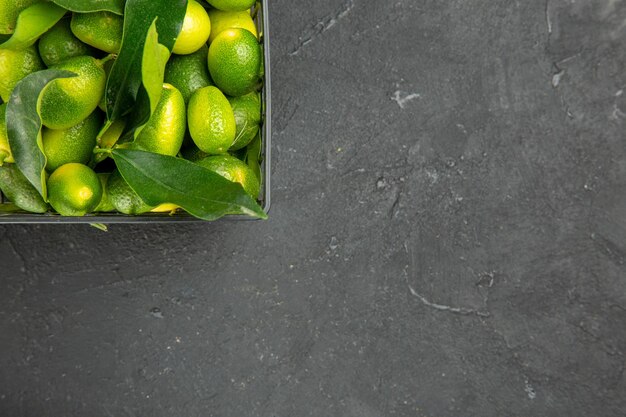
[0,3,67,50]
[105,0,186,122]
[50,0,125,14]
[244,132,262,182]
[6,69,76,200]
[111,149,268,221]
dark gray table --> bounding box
[2,1,626,416]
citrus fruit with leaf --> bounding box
[228,91,261,150]
[47,162,102,216]
[107,169,154,215]
[207,9,257,43]
[94,172,115,212]
[172,0,211,55]
[0,0,40,34]
[39,18,95,67]
[39,55,106,130]
[208,28,261,96]
[164,44,213,103]
[0,45,44,102]
[188,85,236,154]
[70,11,124,54]
[130,83,186,156]
[0,103,14,165]
[196,154,260,198]
[42,110,102,172]
[206,0,256,12]
[0,163,48,213]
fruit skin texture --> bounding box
[228,91,261,151]
[188,86,236,155]
[39,55,106,130]
[106,169,154,215]
[208,28,261,97]
[0,0,40,34]
[42,110,102,172]
[172,0,211,55]
[164,44,213,103]
[70,11,123,54]
[38,18,95,67]
[47,163,102,216]
[196,154,260,198]
[0,45,45,102]
[0,163,48,213]
[207,9,257,44]
[131,84,186,156]
[0,103,14,165]
[206,0,256,12]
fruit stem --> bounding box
[98,54,117,66]
[93,148,112,155]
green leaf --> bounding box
[105,0,186,122]
[6,69,76,199]
[50,0,125,14]
[111,149,268,221]
[244,132,263,182]
[0,3,67,50]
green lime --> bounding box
[93,172,115,212]
[196,154,260,198]
[38,18,95,67]
[207,9,257,44]
[188,86,236,154]
[164,44,213,103]
[0,163,48,213]
[208,28,261,96]
[0,103,14,165]
[42,110,102,172]
[172,0,211,55]
[228,91,260,150]
[107,169,153,214]
[70,11,123,54]
[131,83,186,156]
[0,0,40,34]
[47,163,102,216]
[0,45,45,102]
[39,55,106,130]
[206,0,256,12]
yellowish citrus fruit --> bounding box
[42,110,102,172]
[0,0,40,34]
[151,203,179,213]
[0,45,45,102]
[106,169,154,215]
[172,0,211,55]
[207,9,257,44]
[188,86,236,154]
[38,18,95,67]
[164,44,213,103]
[39,55,106,130]
[47,163,102,216]
[0,103,14,165]
[206,0,256,12]
[196,154,260,198]
[70,11,123,54]
[208,28,261,96]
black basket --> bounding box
[0,1,271,224]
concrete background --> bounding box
[1,0,626,416]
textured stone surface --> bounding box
[1,0,626,416]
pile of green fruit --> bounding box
[0,0,267,221]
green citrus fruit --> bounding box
[107,169,154,215]
[164,44,213,103]
[228,91,260,150]
[206,0,256,12]
[0,45,45,102]
[93,172,115,212]
[47,162,102,216]
[0,163,48,213]
[70,11,123,54]
[0,103,14,165]
[39,55,106,130]
[196,154,260,198]
[207,9,257,44]
[131,83,186,156]
[42,110,102,172]
[0,0,40,34]
[38,18,95,67]
[97,56,115,112]
[172,0,211,55]
[188,86,236,154]
[208,28,261,96]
